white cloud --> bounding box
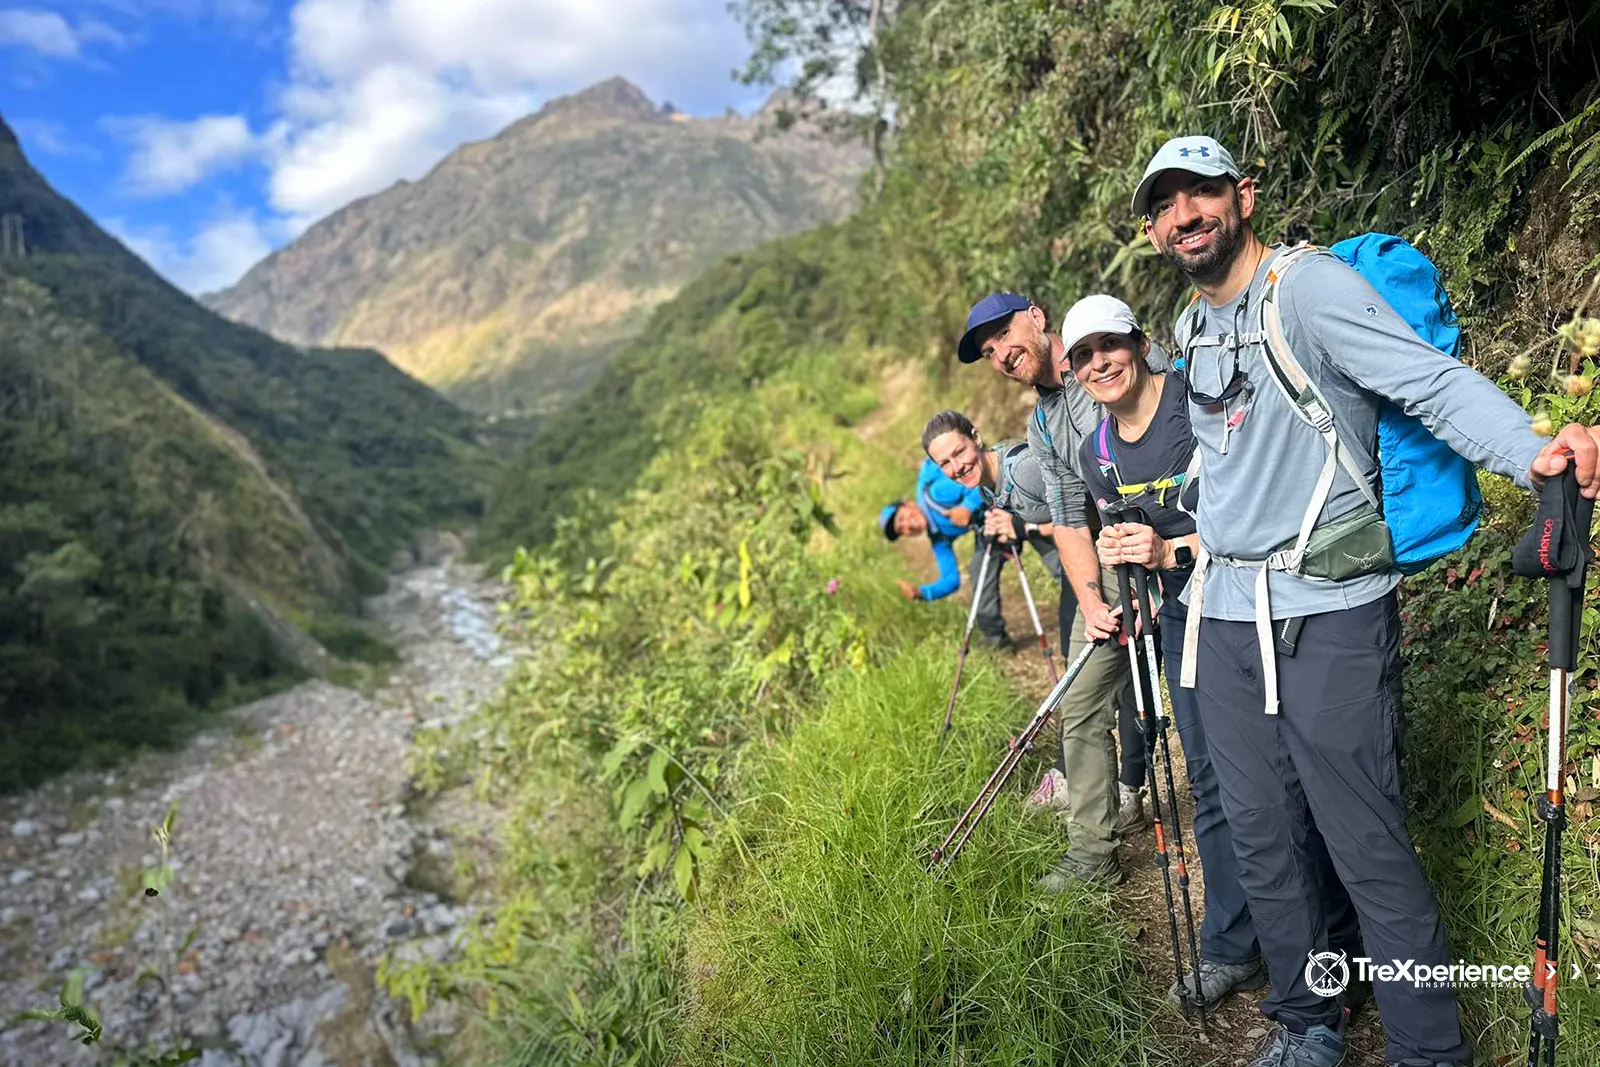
[106,207,276,293]
[0,8,80,55]
[11,117,102,159]
[263,0,751,222]
[87,0,754,284]
[103,113,261,196]
[0,8,123,57]
[61,0,270,28]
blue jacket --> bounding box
[914,457,983,601]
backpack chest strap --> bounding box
[1184,330,1267,350]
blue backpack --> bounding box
[1245,234,1482,575]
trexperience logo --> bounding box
[1303,951,1546,994]
[1304,952,1350,997]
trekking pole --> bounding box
[1125,549,1208,1029]
[1009,544,1059,683]
[1114,554,1205,1029]
[1514,461,1595,1067]
[938,539,995,748]
[930,638,1099,869]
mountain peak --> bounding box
[0,116,17,149]
[540,77,658,122]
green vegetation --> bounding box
[0,119,495,788]
[427,1,1600,1063]
[681,650,1153,1064]
[483,222,887,552]
[394,263,1167,1060]
[0,277,303,787]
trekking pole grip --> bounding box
[1119,504,1156,635]
[1548,469,1595,671]
[1115,562,1135,643]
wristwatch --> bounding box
[1173,544,1194,568]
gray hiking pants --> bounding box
[1195,593,1470,1065]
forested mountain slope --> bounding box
[0,117,495,788]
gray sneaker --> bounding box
[1113,783,1151,837]
[1167,956,1267,1010]
[1039,852,1124,891]
[1248,1020,1346,1067]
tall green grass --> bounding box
[683,643,1164,1065]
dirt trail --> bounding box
[0,553,515,1067]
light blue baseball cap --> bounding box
[1130,135,1242,218]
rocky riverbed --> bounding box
[0,553,516,1067]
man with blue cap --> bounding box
[956,290,1168,885]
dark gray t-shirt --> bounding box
[1078,372,1197,613]
[1078,372,1197,543]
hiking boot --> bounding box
[1025,768,1071,812]
[1247,1019,1346,1067]
[1114,783,1151,837]
[978,632,1018,652]
[1167,956,1267,1010]
[1039,852,1124,891]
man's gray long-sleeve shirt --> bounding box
[1181,249,1546,621]
[1028,346,1170,529]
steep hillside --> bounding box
[0,275,328,787]
[206,78,867,415]
[0,117,494,572]
[0,116,495,787]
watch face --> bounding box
[1175,545,1194,566]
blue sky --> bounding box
[2,0,765,293]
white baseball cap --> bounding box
[1131,135,1242,217]
[1059,295,1142,361]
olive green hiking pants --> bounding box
[1056,568,1131,871]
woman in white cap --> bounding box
[1062,293,1289,1011]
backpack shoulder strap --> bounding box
[1173,293,1206,362]
[998,442,1027,497]
[1256,243,1381,514]
[1249,243,1382,574]
[1031,401,1053,449]
[1094,416,1116,468]
[1092,414,1124,494]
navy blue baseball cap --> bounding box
[957,292,1032,365]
